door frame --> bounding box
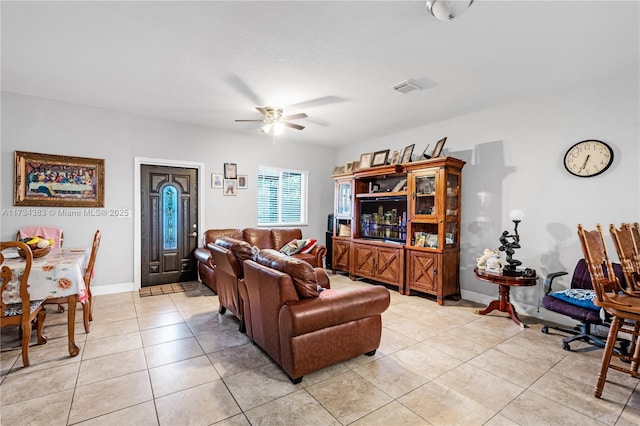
[133,157,205,290]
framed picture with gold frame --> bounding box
[14,151,105,207]
[359,153,373,169]
[371,149,390,167]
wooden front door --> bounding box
[141,165,198,287]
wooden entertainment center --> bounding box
[331,156,465,305]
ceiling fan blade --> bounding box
[235,119,264,122]
[283,122,305,131]
[283,112,308,121]
[288,96,347,110]
[225,74,264,106]
[255,106,268,116]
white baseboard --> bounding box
[91,282,136,296]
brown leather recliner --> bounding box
[208,237,253,331]
[240,249,390,383]
[194,229,243,292]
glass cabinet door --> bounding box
[336,181,352,218]
[444,172,461,247]
[412,172,437,217]
[446,173,460,217]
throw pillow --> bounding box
[279,239,306,256]
[549,288,599,311]
[300,239,318,254]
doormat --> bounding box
[139,282,197,297]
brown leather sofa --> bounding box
[240,249,390,383]
[194,228,327,292]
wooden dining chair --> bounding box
[577,224,640,398]
[83,230,101,323]
[44,230,101,333]
[1,241,47,367]
[610,223,640,291]
[18,225,66,313]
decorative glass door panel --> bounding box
[413,173,437,217]
[445,222,458,247]
[446,173,460,217]
[336,181,352,218]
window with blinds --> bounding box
[257,167,308,226]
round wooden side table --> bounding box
[473,267,538,328]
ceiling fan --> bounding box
[235,106,308,136]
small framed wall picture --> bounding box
[237,175,248,189]
[224,163,237,179]
[223,179,237,196]
[401,144,415,163]
[390,150,401,165]
[371,149,390,167]
[359,152,373,169]
[430,137,447,158]
[211,173,223,189]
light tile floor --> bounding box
[1,274,639,425]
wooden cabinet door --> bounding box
[376,246,403,284]
[353,243,376,277]
[332,239,351,272]
[406,250,438,293]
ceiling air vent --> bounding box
[392,79,423,95]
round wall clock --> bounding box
[563,140,614,177]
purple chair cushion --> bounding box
[542,294,602,323]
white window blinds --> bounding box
[257,167,308,226]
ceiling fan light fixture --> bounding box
[273,121,284,136]
[426,0,474,21]
[261,123,272,134]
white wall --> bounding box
[3,73,638,324]
[337,74,639,321]
[1,92,336,291]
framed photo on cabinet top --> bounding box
[371,149,390,167]
[401,144,415,164]
[430,137,447,159]
[420,144,431,159]
[390,150,401,165]
[359,152,373,169]
[345,161,355,173]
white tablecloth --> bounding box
[2,247,89,304]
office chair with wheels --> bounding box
[541,258,628,352]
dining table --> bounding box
[1,247,89,357]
